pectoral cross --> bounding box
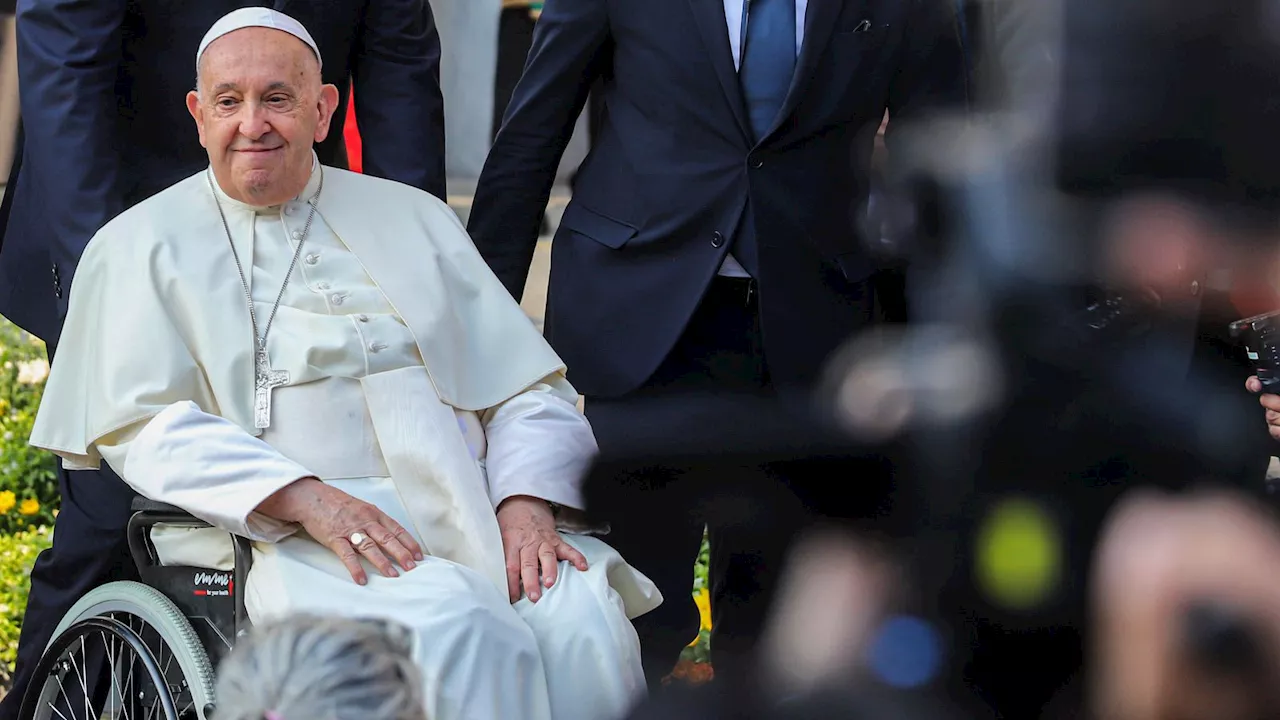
[253,347,290,430]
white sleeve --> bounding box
[96,401,312,542]
[480,373,597,511]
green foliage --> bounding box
[693,533,710,592]
[0,526,52,686]
[0,317,58,532]
[680,531,712,664]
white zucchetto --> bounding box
[196,8,323,72]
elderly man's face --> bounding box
[186,27,339,206]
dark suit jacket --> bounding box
[468,0,966,398]
[0,0,446,345]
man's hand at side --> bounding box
[1244,375,1280,441]
[496,495,588,603]
[256,478,424,585]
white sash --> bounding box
[361,367,509,596]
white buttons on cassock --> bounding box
[316,282,330,291]
[331,293,346,306]
[291,229,303,240]
[305,253,320,265]
[285,205,296,216]
[369,341,387,353]
[356,314,370,323]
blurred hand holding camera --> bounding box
[1244,375,1280,441]
[1092,491,1280,720]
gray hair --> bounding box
[213,615,427,720]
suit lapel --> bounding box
[687,0,753,144]
[764,0,851,140]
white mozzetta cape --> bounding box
[30,167,566,469]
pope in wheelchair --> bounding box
[21,8,660,720]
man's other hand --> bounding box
[1244,375,1280,441]
[496,495,588,604]
[257,478,424,585]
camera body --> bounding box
[1229,310,1280,394]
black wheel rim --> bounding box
[20,616,181,720]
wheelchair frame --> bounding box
[125,498,255,664]
[19,498,256,720]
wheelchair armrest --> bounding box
[130,497,192,516]
[126,498,257,646]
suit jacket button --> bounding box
[752,159,764,169]
[712,231,725,248]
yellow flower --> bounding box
[0,492,15,514]
[694,587,712,632]
[19,499,39,516]
[685,588,714,647]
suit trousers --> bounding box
[0,344,139,720]
[585,276,817,688]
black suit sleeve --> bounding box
[885,0,968,150]
[14,0,128,278]
[466,0,610,300]
[352,0,447,200]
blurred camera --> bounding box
[1229,309,1280,394]
[1078,290,1160,343]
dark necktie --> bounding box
[739,0,797,142]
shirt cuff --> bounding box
[482,377,597,512]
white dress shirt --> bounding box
[717,0,808,278]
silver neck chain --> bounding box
[206,167,324,352]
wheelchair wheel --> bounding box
[20,581,217,720]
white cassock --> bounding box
[29,158,662,720]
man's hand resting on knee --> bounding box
[497,496,588,603]
[257,478,425,585]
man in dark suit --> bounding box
[0,1,444,714]
[468,0,966,685]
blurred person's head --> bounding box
[214,615,426,720]
[1056,0,1280,221]
[1055,0,1280,291]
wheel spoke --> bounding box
[68,636,93,720]
[105,629,129,720]
[49,666,74,720]
[122,646,137,720]
[46,692,72,720]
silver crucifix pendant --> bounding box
[253,347,290,430]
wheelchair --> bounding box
[19,498,254,720]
